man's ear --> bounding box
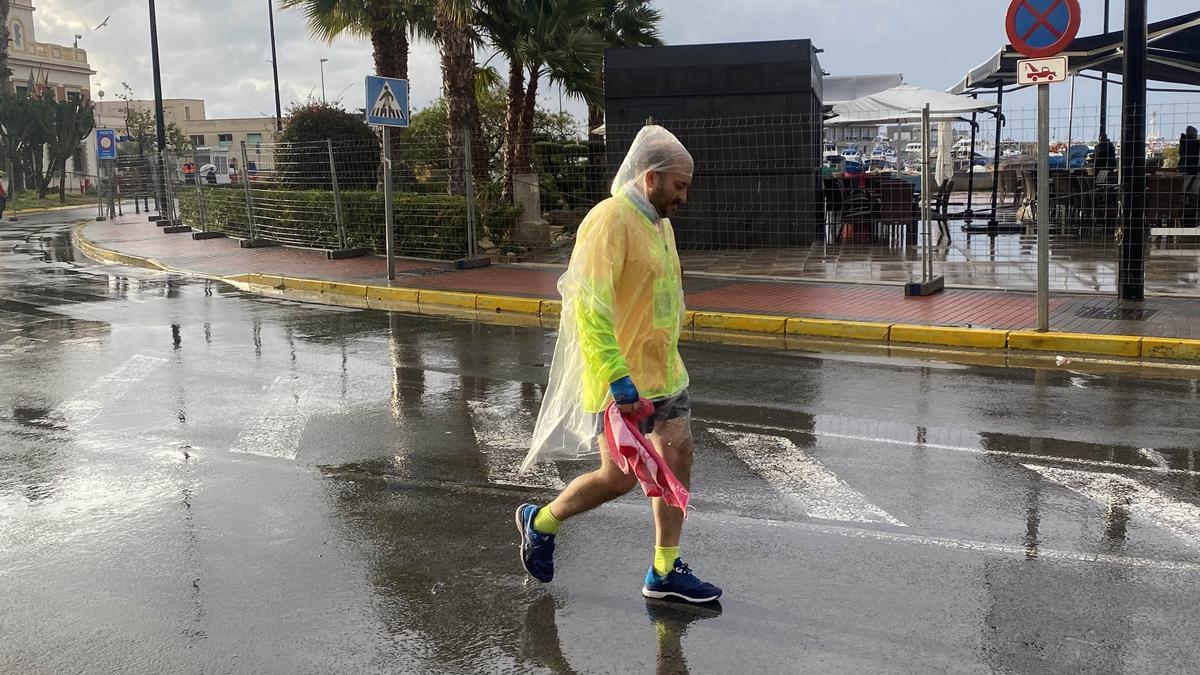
[644,169,658,190]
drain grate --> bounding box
[396,267,452,277]
[1076,306,1158,321]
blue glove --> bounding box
[610,376,639,405]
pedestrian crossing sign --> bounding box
[365,76,409,128]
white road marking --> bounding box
[696,417,1200,477]
[709,428,904,526]
[1138,448,1171,470]
[601,501,1200,573]
[467,399,565,489]
[1026,464,1200,548]
[54,354,167,428]
[230,373,332,461]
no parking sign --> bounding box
[1006,0,1081,58]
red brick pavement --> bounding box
[80,216,1200,339]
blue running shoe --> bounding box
[642,559,722,604]
[515,503,555,582]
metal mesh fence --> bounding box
[132,103,1200,297]
[522,105,1200,298]
[172,133,497,260]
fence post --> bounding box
[5,154,16,222]
[328,139,347,249]
[904,104,944,297]
[160,150,190,233]
[95,165,106,222]
[241,140,257,242]
[463,127,478,258]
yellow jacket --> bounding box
[572,194,688,413]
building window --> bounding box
[11,22,23,50]
[184,106,191,121]
[246,133,263,145]
[190,135,206,148]
[67,91,81,103]
[218,134,233,148]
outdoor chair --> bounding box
[877,178,917,244]
[823,178,847,228]
[931,179,969,240]
[1147,174,1185,229]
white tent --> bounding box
[825,84,997,126]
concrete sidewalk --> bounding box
[74,215,1200,361]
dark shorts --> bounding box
[637,389,691,435]
[597,389,691,436]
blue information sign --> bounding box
[365,76,410,128]
[96,128,118,161]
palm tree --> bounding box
[279,0,432,157]
[478,0,604,201]
[586,0,663,140]
[0,0,11,92]
[431,0,484,195]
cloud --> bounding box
[32,0,1200,124]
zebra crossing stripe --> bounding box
[230,373,332,461]
[54,354,167,428]
[1025,464,1200,548]
[709,427,904,526]
[467,399,565,490]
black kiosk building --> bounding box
[604,39,826,248]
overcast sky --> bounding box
[33,0,1200,135]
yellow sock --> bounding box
[532,506,562,535]
[653,546,680,577]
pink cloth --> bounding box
[603,399,690,517]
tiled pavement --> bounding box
[80,216,1200,340]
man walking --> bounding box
[516,126,721,604]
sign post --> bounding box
[1007,0,1080,332]
[95,129,118,222]
[365,75,410,281]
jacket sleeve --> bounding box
[573,208,630,386]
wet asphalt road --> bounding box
[3,210,1200,674]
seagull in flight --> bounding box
[94,15,111,31]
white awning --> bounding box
[825,84,998,126]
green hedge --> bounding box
[179,187,518,259]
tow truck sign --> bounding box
[1017,56,1068,85]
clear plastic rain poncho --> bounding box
[521,126,694,473]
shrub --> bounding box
[179,187,518,260]
[277,102,380,190]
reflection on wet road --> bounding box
[3,211,1200,673]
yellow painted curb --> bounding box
[890,324,1009,350]
[1141,337,1200,361]
[282,277,324,293]
[540,300,563,318]
[366,286,420,303]
[788,318,891,341]
[320,281,369,297]
[418,289,478,310]
[694,311,787,334]
[683,310,697,329]
[478,294,543,314]
[1008,331,1142,358]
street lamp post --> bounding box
[320,58,329,104]
[147,0,170,221]
[268,0,282,132]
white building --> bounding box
[92,99,279,170]
[5,0,95,189]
